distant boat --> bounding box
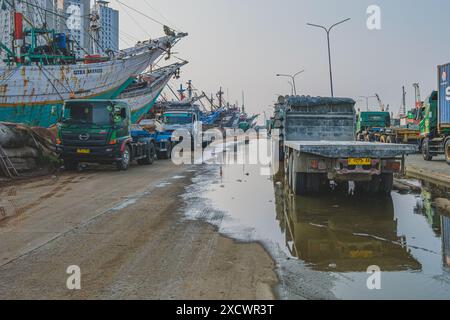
[0,4,187,127]
[118,61,188,124]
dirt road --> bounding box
[0,161,277,300]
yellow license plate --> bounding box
[77,149,90,154]
[348,158,371,165]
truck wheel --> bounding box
[64,160,79,171]
[368,176,381,194]
[293,172,307,195]
[445,139,450,166]
[116,146,131,171]
[158,143,172,160]
[356,178,379,194]
[379,173,394,195]
[138,143,155,165]
[422,138,433,161]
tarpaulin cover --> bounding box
[286,96,356,107]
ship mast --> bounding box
[89,1,102,55]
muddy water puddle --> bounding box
[182,161,450,299]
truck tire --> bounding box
[379,173,394,195]
[356,177,381,194]
[116,146,131,171]
[445,139,450,166]
[138,143,155,165]
[422,138,433,161]
[158,142,172,160]
[64,160,79,171]
[293,172,307,195]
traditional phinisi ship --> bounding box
[118,61,188,124]
[0,0,187,127]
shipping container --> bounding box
[438,63,450,127]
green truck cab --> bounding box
[356,111,391,142]
[418,63,450,165]
[419,91,450,164]
[56,100,156,171]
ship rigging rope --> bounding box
[142,0,182,33]
[112,0,180,33]
[0,67,19,86]
[113,0,151,38]
[37,65,65,101]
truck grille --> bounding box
[61,133,108,146]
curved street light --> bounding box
[276,69,305,95]
[287,81,294,95]
[307,18,351,98]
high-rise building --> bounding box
[96,0,119,54]
[0,0,56,62]
[64,0,91,58]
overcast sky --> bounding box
[107,0,450,118]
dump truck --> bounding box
[356,111,391,142]
[419,63,450,165]
[356,111,420,146]
[280,96,418,195]
[56,100,157,171]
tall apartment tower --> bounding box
[64,0,91,58]
[0,0,55,62]
[95,0,119,54]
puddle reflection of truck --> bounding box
[56,100,157,171]
[280,96,417,195]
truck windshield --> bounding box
[367,115,389,122]
[163,114,193,125]
[63,101,113,126]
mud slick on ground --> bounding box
[0,161,278,299]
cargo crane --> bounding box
[413,83,423,122]
[375,93,385,112]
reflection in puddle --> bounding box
[276,190,421,272]
[182,160,450,299]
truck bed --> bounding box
[284,141,418,158]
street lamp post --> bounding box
[276,69,305,95]
[307,18,351,98]
[287,81,294,95]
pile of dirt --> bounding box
[0,122,59,176]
